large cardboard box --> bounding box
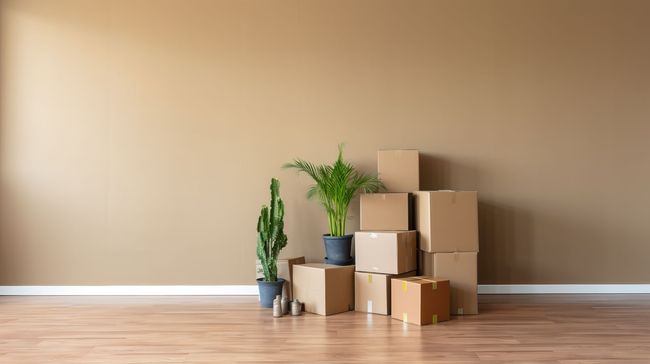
[355,271,416,315]
[378,149,419,192]
[255,256,305,300]
[292,263,355,316]
[360,193,412,231]
[355,231,417,274]
[430,252,478,315]
[414,191,479,252]
[391,276,450,325]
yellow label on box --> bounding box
[368,274,372,284]
[431,281,437,290]
[402,281,407,292]
[432,314,437,324]
[402,312,407,323]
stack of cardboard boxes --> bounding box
[354,150,450,325]
[415,190,479,315]
[288,149,479,322]
[354,150,419,318]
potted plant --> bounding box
[284,144,383,265]
[256,178,288,308]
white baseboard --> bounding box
[0,284,649,296]
[0,285,259,296]
[478,284,650,294]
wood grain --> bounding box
[1,294,650,363]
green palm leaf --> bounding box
[284,144,384,236]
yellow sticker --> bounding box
[431,281,437,290]
[402,312,408,323]
[432,314,437,324]
[402,281,408,292]
[368,274,373,284]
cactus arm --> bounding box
[256,206,271,282]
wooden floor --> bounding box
[1,295,650,363]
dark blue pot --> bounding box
[323,234,353,265]
[256,278,285,308]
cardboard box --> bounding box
[391,276,450,325]
[355,231,417,274]
[256,256,305,300]
[378,149,419,192]
[292,263,354,316]
[355,271,416,315]
[433,252,478,315]
[360,193,412,231]
[414,191,479,252]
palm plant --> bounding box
[284,144,383,237]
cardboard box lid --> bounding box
[354,231,417,274]
[295,263,354,271]
[398,275,448,287]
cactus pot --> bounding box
[257,278,285,308]
[323,234,353,265]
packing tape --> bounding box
[432,314,438,324]
[402,312,408,323]
[367,300,373,313]
[368,274,373,284]
[370,233,378,239]
[402,281,408,292]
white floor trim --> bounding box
[478,284,650,294]
[0,284,649,296]
[0,285,259,296]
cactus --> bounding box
[256,178,288,282]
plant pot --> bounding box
[323,234,353,265]
[256,278,285,308]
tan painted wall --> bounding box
[1,0,649,285]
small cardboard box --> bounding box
[292,263,355,316]
[391,276,450,325]
[256,256,305,300]
[414,191,479,252]
[355,231,417,274]
[355,271,416,315]
[431,252,478,315]
[378,149,419,192]
[360,193,412,231]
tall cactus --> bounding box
[256,178,288,282]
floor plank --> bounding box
[0,295,649,363]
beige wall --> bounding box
[1,0,649,285]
